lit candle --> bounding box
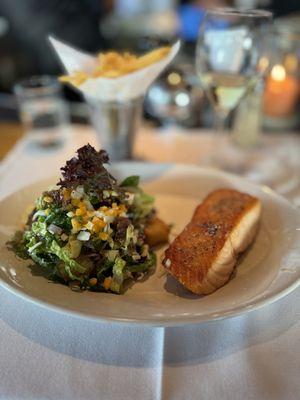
[263,64,299,117]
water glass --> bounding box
[87,97,142,161]
[14,76,69,148]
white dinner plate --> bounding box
[0,163,299,326]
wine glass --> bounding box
[196,8,273,171]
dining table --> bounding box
[0,123,299,400]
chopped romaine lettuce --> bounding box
[49,240,87,281]
[31,220,47,236]
[126,252,156,273]
[110,257,127,293]
[45,207,72,233]
[64,238,82,259]
[133,190,155,219]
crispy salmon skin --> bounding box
[163,189,262,295]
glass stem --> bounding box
[214,110,227,138]
[211,110,228,166]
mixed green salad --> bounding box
[10,144,157,293]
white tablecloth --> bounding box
[0,125,299,400]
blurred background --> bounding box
[0,0,300,159]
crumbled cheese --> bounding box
[77,231,91,241]
[48,224,63,235]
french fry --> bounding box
[59,46,171,87]
[59,71,89,86]
[133,47,171,70]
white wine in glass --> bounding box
[196,8,273,171]
[199,72,255,114]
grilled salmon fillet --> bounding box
[163,189,262,295]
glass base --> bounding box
[25,125,69,149]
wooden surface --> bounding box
[0,123,24,160]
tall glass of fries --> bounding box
[52,35,179,160]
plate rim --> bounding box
[1,162,299,326]
[0,268,299,327]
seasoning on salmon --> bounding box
[163,189,262,295]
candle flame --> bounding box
[271,65,286,82]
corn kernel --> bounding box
[75,206,86,216]
[92,219,106,233]
[92,224,99,234]
[99,232,109,241]
[103,277,112,290]
[99,218,106,227]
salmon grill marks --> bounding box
[163,189,262,295]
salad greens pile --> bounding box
[10,144,156,293]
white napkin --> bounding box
[49,36,180,102]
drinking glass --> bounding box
[196,8,273,171]
[14,76,70,148]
